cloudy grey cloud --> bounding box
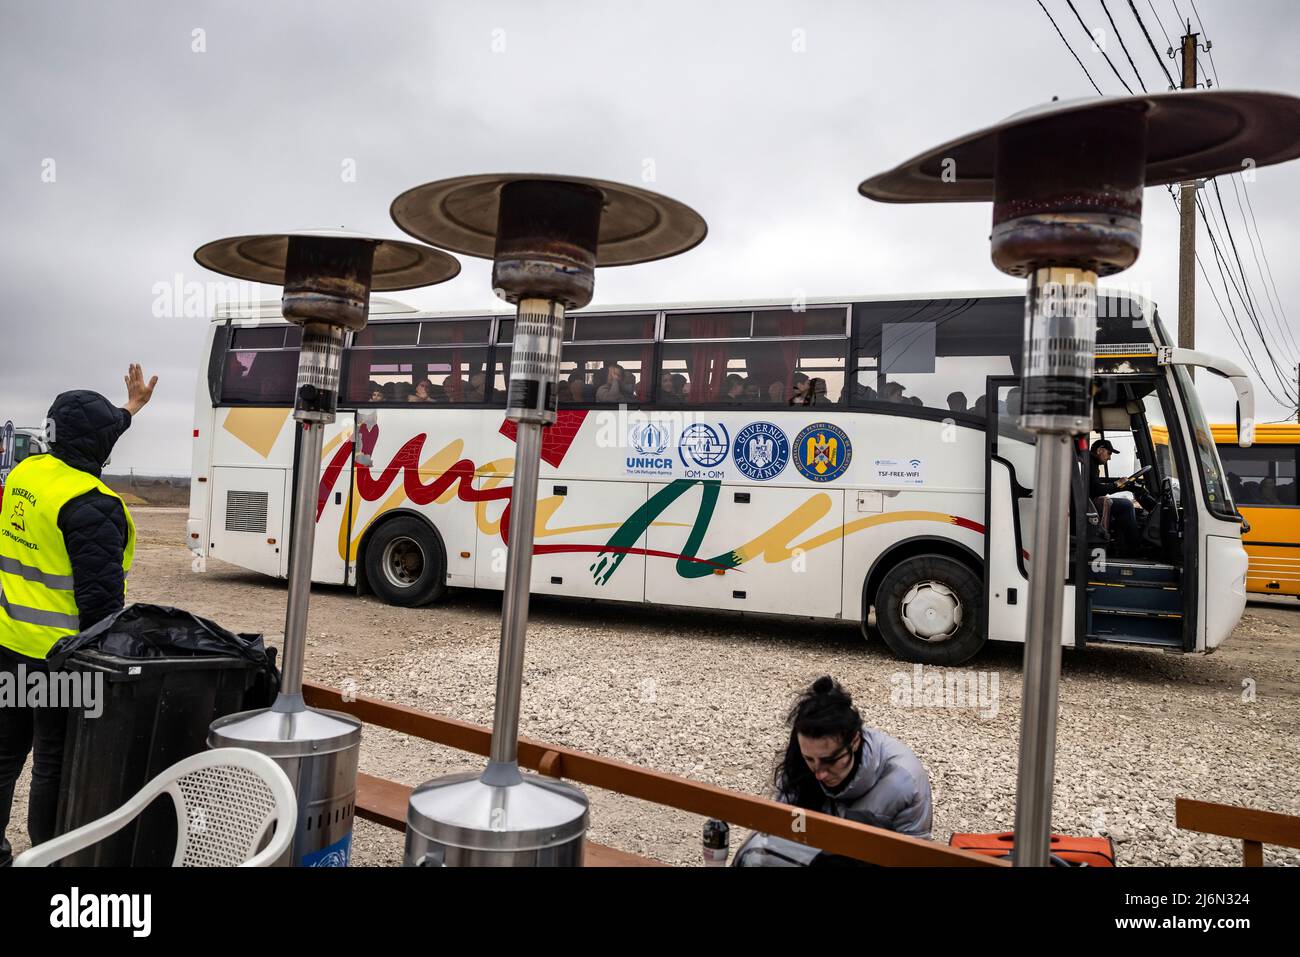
[2,0,1298,471]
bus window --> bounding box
[219,325,300,404]
[345,319,493,404]
[557,344,654,404]
[1219,445,1298,506]
[850,298,1022,416]
[659,308,846,406]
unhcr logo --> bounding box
[889,664,1000,720]
[0,665,103,718]
[625,420,673,476]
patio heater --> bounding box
[196,229,460,866]
[390,174,706,865]
[859,90,1300,866]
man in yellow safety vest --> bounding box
[0,364,156,865]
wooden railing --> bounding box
[303,680,1004,867]
[1175,798,1300,866]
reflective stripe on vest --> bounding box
[0,454,135,658]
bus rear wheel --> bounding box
[873,555,985,665]
[364,516,446,607]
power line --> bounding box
[1196,203,1295,405]
[1187,0,1221,84]
[1238,180,1296,357]
[1168,0,1187,34]
[1043,0,1300,411]
[1145,0,1174,49]
[1128,0,1176,87]
[1228,174,1300,360]
[1210,178,1300,370]
[1037,0,1104,94]
[1198,193,1299,404]
[1065,0,1136,93]
[1099,0,1148,92]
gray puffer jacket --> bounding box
[779,726,933,840]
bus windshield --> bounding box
[1173,365,1236,519]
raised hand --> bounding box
[123,363,158,415]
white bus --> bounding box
[187,291,1253,665]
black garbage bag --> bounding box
[47,602,279,702]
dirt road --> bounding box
[8,507,1299,866]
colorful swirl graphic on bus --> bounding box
[314,417,992,586]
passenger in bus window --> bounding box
[772,676,933,841]
[844,380,876,405]
[1005,387,1022,418]
[368,385,384,403]
[768,380,787,403]
[1260,477,1281,505]
[596,364,628,402]
[947,391,969,414]
[744,382,763,403]
[428,383,448,403]
[807,378,828,406]
[722,374,746,403]
[788,373,811,405]
[559,371,585,405]
[973,395,987,417]
[660,372,685,403]
[466,371,487,402]
[882,381,906,403]
[442,373,464,402]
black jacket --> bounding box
[1089,453,1124,500]
[46,391,133,632]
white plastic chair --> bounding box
[15,747,296,867]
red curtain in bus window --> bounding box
[689,315,728,402]
[345,348,371,403]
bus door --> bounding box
[981,377,1080,646]
[983,377,1037,642]
[1082,375,1188,650]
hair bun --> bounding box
[811,675,836,696]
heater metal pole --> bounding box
[199,230,459,866]
[1012,266,1098,866]
[392,174,705,865]
[489,416,543,768]
[277,418,325,706]
[1013,430,1074,864]
[488,296,565,773]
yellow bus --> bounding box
[1212,423,1300,597]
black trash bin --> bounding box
[48,604,278,866]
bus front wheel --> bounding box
[364,516,447,607]
[873,555,985,665]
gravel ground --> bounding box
[7,507,1299,866]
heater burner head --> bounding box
[857,90,1300,205]
[193,228,461,292]
[389,173,708,268]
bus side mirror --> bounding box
[1233,382,1255,448]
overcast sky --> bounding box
[3,0,1298,473]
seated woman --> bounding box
[735,676,933,866]
[775,675,932,837]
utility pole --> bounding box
[1176,24,1199,368]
